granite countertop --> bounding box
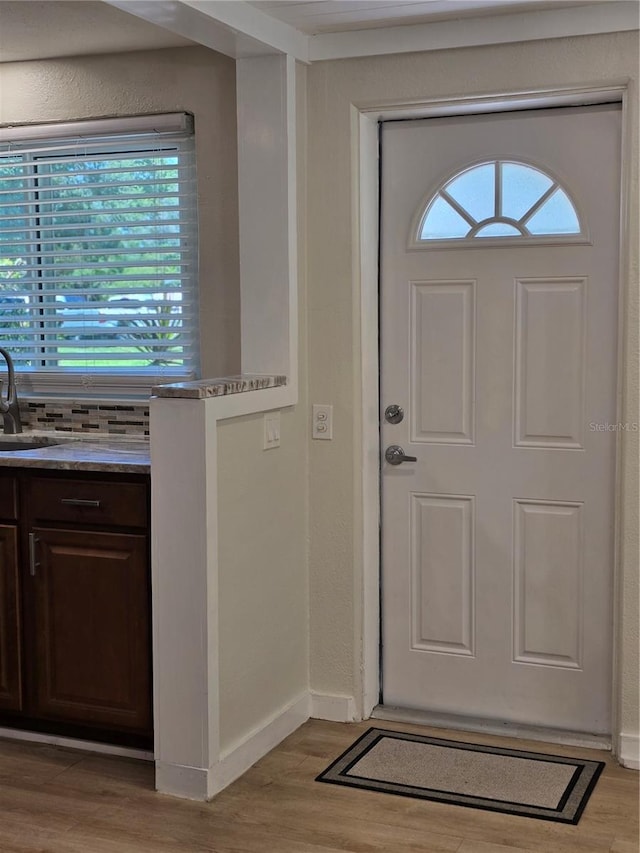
[152,374,287,399]
[0,372,288,469]
[0,433,150,473]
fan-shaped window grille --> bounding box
[418,161,582,242]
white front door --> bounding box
[380,105,621,733]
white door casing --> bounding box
[380,105,621,734]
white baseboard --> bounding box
[156,760,211,800]
[209,691,310,798]
[310,692,357,722]
[0,726,152,761]
[156,692,310,801]
[618,732,640,770]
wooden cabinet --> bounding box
[0,474,20,713]
[0,521,21,713]
[31,528,151,732]
[0,470,152,747]
[26,477,148,528]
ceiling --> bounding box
[0,0,635,64]
[249,0,600,35]
[0,1,192,63]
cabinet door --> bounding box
[0,525,21,712]
[31,528,151,733]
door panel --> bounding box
[514,277,586,448]
[513,499,583,668]
[411,493,475,656]
[411,281,475,444]
[380,105,620,733]
[31,528,152,733]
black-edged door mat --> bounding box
[316,727,605,824]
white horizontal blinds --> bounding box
[0,114,198,380]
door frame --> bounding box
[354,81,632,751]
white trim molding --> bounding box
[182,0,308,60]
[308,2,640,61]
[212,692,310,797]
[155,762,211,802]
[352,103,381,720]
[105,1,638,63]
[105,0,309,61]
[154,689,362,801]
[310,692,358,723]
[618,733,640,770]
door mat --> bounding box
[316,727,605,824]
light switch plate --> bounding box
[263,412,281,449]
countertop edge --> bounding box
[152,374,287,399]
[0,457,150,473]
[0,436,150,473]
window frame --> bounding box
[0,113,199,399]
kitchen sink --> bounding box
[0,439,63,451]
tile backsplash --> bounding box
[20,399,149,436]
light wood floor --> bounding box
[0,719,637,853]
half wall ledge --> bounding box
[152,374,288,399]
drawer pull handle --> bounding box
[28,532,40,577]
[60,498,101,508]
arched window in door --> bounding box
[416,161,584,243]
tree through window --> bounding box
[0,114,198,394]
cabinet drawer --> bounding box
[0,477,17,521]
[27,478,148,528]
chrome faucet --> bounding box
[0,348,22,434]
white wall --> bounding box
[306,31,639,749]
[216,407,308,751]
[0,46,241,378]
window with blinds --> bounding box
[0,113,198,395]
